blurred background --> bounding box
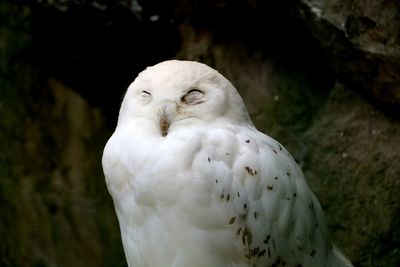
[0,0,399,266]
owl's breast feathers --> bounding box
[103,124,349,267]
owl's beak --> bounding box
[158,100,176,137]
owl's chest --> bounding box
[105,130,249,266]
[106,131,211,206]
[106,127,248,220]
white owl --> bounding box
[102,60,353,267]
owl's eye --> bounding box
[140,90,152,102]
[141,90,151,96]
[181,89,204,105]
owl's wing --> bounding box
[193,126,333,267]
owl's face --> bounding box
[118,60,251,136]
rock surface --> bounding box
[0,1,399,267]
[300,0,400,110]
[304,83,400,266]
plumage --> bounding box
[102,60,353,267]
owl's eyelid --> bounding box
[186,88,204,95]
[141,90,152,95]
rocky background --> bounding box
[0,0,399,267]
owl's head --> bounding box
[117,60,252,136]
